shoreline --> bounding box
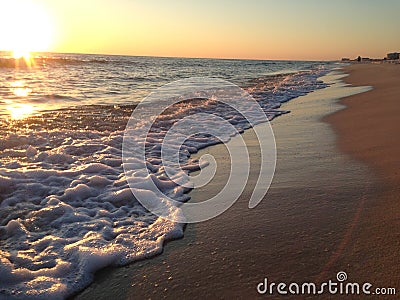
[74,70,382,299]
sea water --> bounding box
[0,52,333,298]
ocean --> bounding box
[0,53,333,298]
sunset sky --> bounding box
[1,0,400,60]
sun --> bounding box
[0,0,54,56]
[12,50,31,60]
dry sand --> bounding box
[327,64,400,186]
[324,64,400,290]
[74,67,399,299]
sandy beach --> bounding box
[327,64,400,186]
[74,65,399,299]
[324,64,400,289]
[2,1,400,298]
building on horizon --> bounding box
[387,52,400,60]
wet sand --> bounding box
[74,69,398,299]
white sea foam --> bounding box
[0,68,329,298]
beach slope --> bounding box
[325,64,400,289]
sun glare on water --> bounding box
[7,104,36,120]
[0,0,54,58]
[6,81,36,119]
[11,80,33,97]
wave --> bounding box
[0,55,112,69]
[0,67,330,298]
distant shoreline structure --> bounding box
[341,51,400,64]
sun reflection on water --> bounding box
[6,81,36,119]
[12,87,33,97]
[7,104,37,120]
[11,81,33,97]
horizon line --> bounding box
[0,49,338,62]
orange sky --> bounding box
[1,0,400,60]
